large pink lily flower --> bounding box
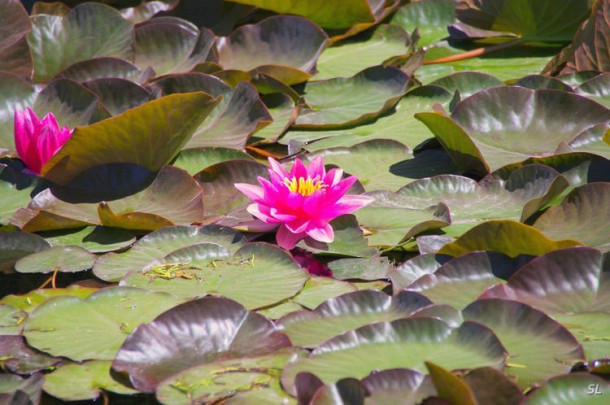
[14,108,73,175]
[235,157,374,250]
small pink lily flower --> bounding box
[235,157,374,250]
[14,108,73,175]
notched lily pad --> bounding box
[22,287,181,361]
[0,232,50,273]
[217,15,328,85]
[112,296,292,392]
[15,245,96,274]
[294,66,410,128]
[278,289,432,347]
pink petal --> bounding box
[303,189,324,217]
[305,220,334,243]
[325,175,358,204]
[247,203,281,224]
[289,158,308,180]
[306,156,325,179]
[235,183,265,202]
[322,194,374,219]
[276,224,306,250]
[323,168,344,186]
[268,157,289,180]
[13,109,31,161]
[269,207,297,222]
[286,217,310,233]
[284,191,305,211]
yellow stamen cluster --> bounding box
[284,176,325,196]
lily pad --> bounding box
[455,0,589,42]
[390,253,452,296]
[315,25,412,81]
[112,296,292,392]
[281,317,506,395]
[0,0,33,78]
[438,220,583,258]
[224,0,375,30]
[40,226,136,253]
[22,287,181,361]
[0,304,27,335]
[122,243,308,310]
[42,92,220,185]
[93,225,245,282]
[54,57,152,84]
[0,232,50,273]
[416,87,610,174]
[290,276,358,310]
[462,299,585,387]
[298,215,377,258]
[15,245,96,273]
[217,15,328,85]
[0,165,39,225]
[43,360,137,401]
[525,373,609,405]
[83,78,152,116]
[294,66,410,128]
[155,349,294,405]
[0,374,43,405]
[328,256,393,281]
[172,147,253,176]
[533,183,610,251]
[480,247,610,359]
[0,285,98,312]
[27,2,134,82]
[278,290,432,347]
[429,71,503,99]
[0,335,59,374]
[134,17,216,76]
[355,195,451,247]
[0,72,37,148]
[390,0,457,47]
[404,252,505,309]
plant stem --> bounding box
[423,38,523,65]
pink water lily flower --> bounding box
[235,157,374,250]
[14,107,73,175]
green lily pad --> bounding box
[15,245,96,273]
[250,93,301,143]
[27,2,134,82]
[155,349,295,405]
[404,252,505,309]
[533,183,610,251]
[455,0,589,42]
[290,277,358,310]
[93,225,245,282]
[40,226,135,253]
[0,285,98,312]
[481,247,610,359]
[0,374,43,405]
[565,123,610,160]
[0,72,37,149]
[315,25,412,81]
[462,299,585,387]
[387,165,569,236]
[438,220,583,258]
[514,74,575,92]
[390,0,457,47]
[54,57,152,84]
[281,317,506,395]
[134,17,216,76]
[355,194,451,247]
[195,159,269,218]
[294,66,409,128]
[279,290,432,348]
[525,373,609,405]
[0,232,50,273]
[429,71,503,98]
[416,87,610,174]
[328,256,393,281]
[0,165,39,225]
[112,296,292,392]
[282,86,452,151]
[122,243,308,310]
[42,92,220,185]
[172,147,253,176]
[298,215,377,258]
[217,15,328,85]
[0,304,27,335]
[83,78,152,116]
[43,360,137,401]
[23,287,181,361]
[576,73,610,109]
[224,0,375,30]
[17,166,206,232]
[0,0,32,78]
